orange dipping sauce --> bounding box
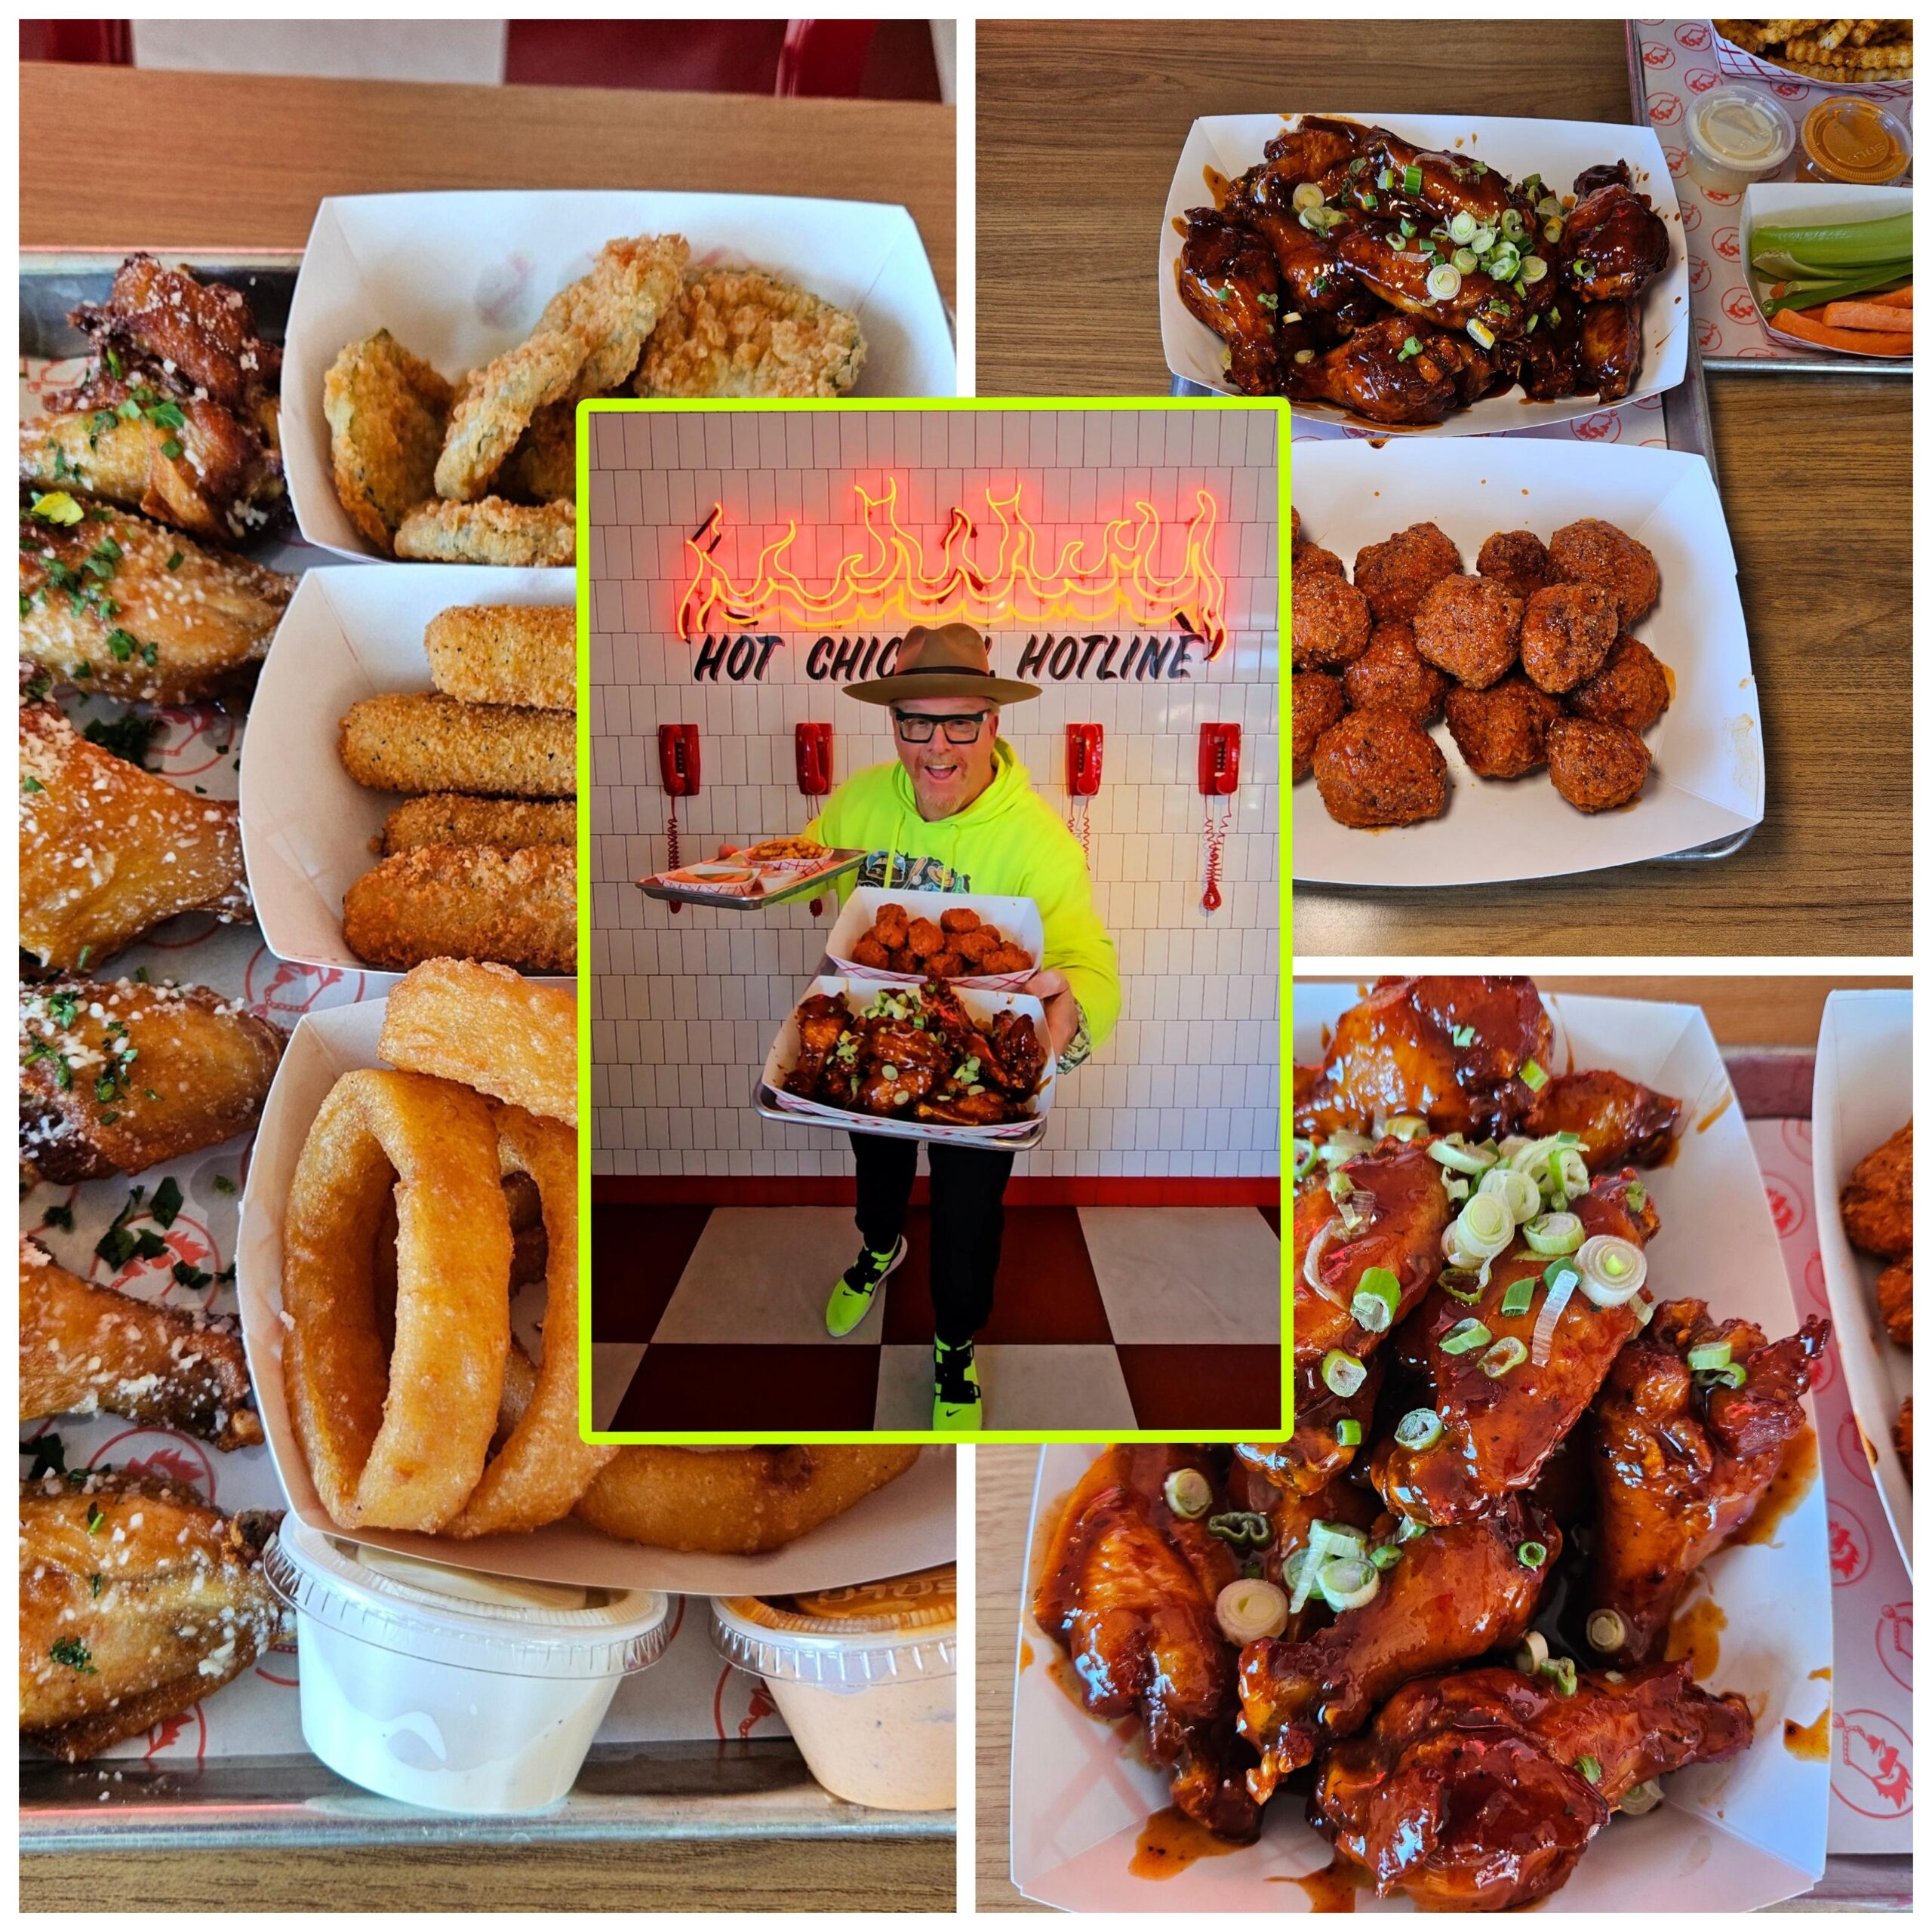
[1799,98,1911,186]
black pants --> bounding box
[850,1132,1014,1346]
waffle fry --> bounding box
[1718,17,1912,78]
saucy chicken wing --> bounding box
[1177,208,1282,395]
[1521,1067,1684,1169]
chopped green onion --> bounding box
[1687,1342,1733,1374]
[1577,1755,1602,1786]
[1352,1266,1402,1334]
[1426,263,1463,302]
[1294,1137,1315,1181]
[1481,1337,1528,1378]
[1335,1418,1363,1447]
[1292,182,1324,214]
[1453,1190,1515,1259]
[1478,1165,1540,1226]
[1500,1276,1535,1318]
[1543,217,1564,244]
[1368,1543,1401,1571]
[1543,1655,1578,1696]
[1524,1211,1583,1257]
[1620,1778,1663,1816]
[1577,1235,1647,1308]
[1216,1577,1290,1644]
[1522,254,1549,285]
[1318,1555,1380,1612]
[1700,1361,1748,1389]
[1518,1540,1549,1569]
[1441,1318,1491,1358]
[1164,1468,1212,1518]
[1322,1349,1366,1398]
[1586,1609,1628,1653]
[1449,211,1477,244]
[1466,318,1496,350]
[1404,164,1423,195]
[1386,1114,1427,1142]
[1521,1058,1548,1092]
[1517,1630,1549,1672]
[1395,1407,1443,1451]
[1429,1135,1498,1176]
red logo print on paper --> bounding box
[1697,318,1723,351]
[1803,1250,1832,1311]
[1686,66,1721,94]
[1688,257,1711,292]
[1644,41,1675,69]
[145,1704,208,1766]
[96,1210,221,1309]
[1828,1503,1870,1586]
[1649,92,1683,127]
[1574,414,1621,444]
[1834,1710,1912,1819]
[1681,203,1703,233]
[1763,1177,1805,1239]
[1724,288,1761,325]
[1877,1603,1912,1692]
[1664,145,1688,177]
[1675,21,1711,49]
[245,949,368,1023]
[1773,79,1805,100]
[1712,226,1742,263]
[100,1427,216,1500]
[151,706,232,781]
[1703,184,1743,208]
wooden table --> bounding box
[978,20,1909,955]
[17,57,953,1917]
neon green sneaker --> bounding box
[933,1338,983,1430]
[826,1235,906,1338]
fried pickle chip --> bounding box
[500,401,579,506]
[323,330,454,554]
[637,267,866,400]
[393,497,575,567]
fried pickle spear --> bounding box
[637,267,867,399]
[393,497,575,566]
[20,1468,282,1760]
[20,697,250,970]
[338,691,575,797]
[323,329,454,555]
[378,956,577,1126]
[20,977,284,1182]
[380,793,577,857]
[20,1240,261,1450]
[343,844,576,973]
[21,498,293,703]
[425,603,577,711]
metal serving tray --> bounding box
[754,1076,1052,1151]
[638,849,866,910]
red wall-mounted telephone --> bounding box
[1066,723,1103,798]
[795,721,833,796]
[659,723,700,797]
[1198,722,1241,795]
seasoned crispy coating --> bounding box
[1568,632,1672,731]
[888,946,918,974]
[1545,715,1651,812]
[20,1240,261,1450]
[393,496,575,567]
[1293,670,1346,783]
[19,1468,282,1760]
[424,602,577,711]
[1446,676,1564,780]
[20,500,292,704]
[1547,518,1661,627]
[380,793,577,857]
[1343,620,1450,724]
[500,400,579,505]
[377,957,577,1127]
[20,977,283,1183]
[940,906,981,936]
[70,254,280,414]
[906,917,944,958]
[637,267,866,400]
[1413,574,1523,691]
[1313,708,1449,829]
[1895,1398,1912,1478]
[1293,542,1346,581]
[954,926,999,964]
[1291,572,1373,669]
[1877,1255,1912,1348]
[873,902,909,948]
[851,934,891,969]
[1353,522,1462,624]
[984,943,1033,974]
[928,949,965,978]
[19,698,249,971]
[437,234,688,500]
[323,329,454,554]
[1475,529,1551,604]
[343,844,576,973]
[1520,582,1619,694]
[1842,1121,1912,1260]
[338,691,575,798]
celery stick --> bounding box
[1761,263,1911,316]
[1750,211,1912,269]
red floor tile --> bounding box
[1115,1344,1287,1432]
[1257,1203,1281,1238]
[607,1343,881,1431]
[590,1204,712,1343]
[878,1205,1114,1346]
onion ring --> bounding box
[377,957,577,1126]
[445,1106,614,1539]
[574,1444,921,1554]
[283,1069,512,1531]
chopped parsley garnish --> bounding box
[84,1503,106,1534]
[151,1177,184,1228]
[171,1260,214,1291]
[41,1203,74,1232]
[106,629,138,662]
[212,1174,237,1195]
[166,550,184,571]
[21,775,44,793]
[25,1435,68,1480]
[50,1637,97,1674]
[83,712,162,769]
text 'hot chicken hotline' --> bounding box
[588,400,1285,1437]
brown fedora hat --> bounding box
[842,622,1041,706]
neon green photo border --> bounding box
[574,395,1292,1444]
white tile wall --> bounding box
[590,405,1280,1179]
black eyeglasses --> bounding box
[891,710,992,744]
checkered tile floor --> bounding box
[591,1203,1283,1432]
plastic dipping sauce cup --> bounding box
[266,1517,672,1814]
[710,1564,957,1810]
[1684,87,1795,194]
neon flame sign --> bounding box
[677,478,1228,656]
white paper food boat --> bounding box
[824,885,1045,992]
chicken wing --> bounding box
[1521,1067,1684,1169]
[20,977,284,1182]
[69,254,281,415]
[1584,1298,1829,1666]
[20,696,249,971]
[1561,178,1672,303]
[21,499,293,703]
[1176,208,1282,396]
[1313,1660,1752,1910]
[20,1240,261,1449]
[19,1468,282,1760]
[785,992,854,1097]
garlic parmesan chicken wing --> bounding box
[1585,1298,1829,1667]
[69,254,281,414]
[20,978,284,1183]
[20,1241,261,1450]
[19,696,250,971]
[21,500,293,703]
[19,1469,282,1761]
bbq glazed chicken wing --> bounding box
[1318,124,1536,232]
[19,1469,282,1761]
[1313,1660,1752,1911]
[783,992,853,1098]
[1577,296,1644,404]
[20,1240,262,1450]
[1258,1351,1386,1494]
[1032,1445,1260,1840]
[1561,179,1672,304]
[1584,1298,1829,1667]
[1284,314,1461,427]
[1521,1066,1684,1169]
[1239,1497,1558,1803]
[1176,208,1283,396]
[1372,1171,1660,1524]
[1334,221,1543,340]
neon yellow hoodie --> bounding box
[806,741,1121,1050]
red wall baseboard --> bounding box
[592,1175,1279,1208]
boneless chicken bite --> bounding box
[1294,541,1346,582]
[1312,708,1449,829]
[906,917,943,958]
[874,902,909,947]
[1545,715,1651,812]
[1352,521,1461,624]
[1520,583,1619,694]
[1445,677,1563,780]
[940,906,980,936]
[1568,633,1671,731]
[1291,573,1371,669]
[852,934,891,969]
[1343,620,1450,724]
[985,943,1033,974]
[1292,671,1346,782]
[955,926,998,963]
[1546,518,1661,627]
[1413,574,1523,691]
[1476,529,1551,604]
[928,949,965,979]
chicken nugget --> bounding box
[1475,529,1551,605]
[424,603,577,711]
[1842,1121,1912,1260]
[1445,677,1563,780]
[1291,573,1372,670]
[1521,583,1619,694]
[1546,518,1661,627]
[340,692,576,798]
[1292,670,1347,783]
[1294,543,1346,582]
[1567,634,1671,732]
[940,906,981,936]
[1354,521,1462,624]
[1312,707,1448,829]
[906,917,944,958]
[984,944,1033,974]
[851,934,891,970]
[1413,574,1522,691]
[380,794,577,856]
[393,497,575,568]
[888,947,919,974]
[1544,715,1651,813]
[954,926,999,963]
[1342,622,1448,725]
[324,330,454,554]
[1877,1255,1912,1348]
[928,949,965,979]
[874,903,910,947]
[636,267,866,400]
[342,843,576,973]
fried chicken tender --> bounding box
[499,401,579,505]
[19,697,250,971]
[636,266,867,400]
[1877,1255,1912,1348]
[20,977,284,1183]
[323,329,454,554]
[343,844,576,974]
[377,957,577,1127]
[424,602,577,711]
[20,1240,261,1450]
[20,500,292,704]
[338,691,576,798]
[20,1468,282,1761]
[380,793,577,857]
[1842,1121,1912,1259]
[436,233,688,500]
[393,496,575,567]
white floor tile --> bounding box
[589,1343,648,1429]
[872,1343,1137,1431]
[1078,1206,1281,1344]
[651,1205,874,1345]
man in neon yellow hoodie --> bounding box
[805,623,1120,1430]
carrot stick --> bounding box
[1867,284,1913,309]
[1770,304,1913,357]
[1819,300,1915,332]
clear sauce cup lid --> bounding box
[711,1564,958,1684]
